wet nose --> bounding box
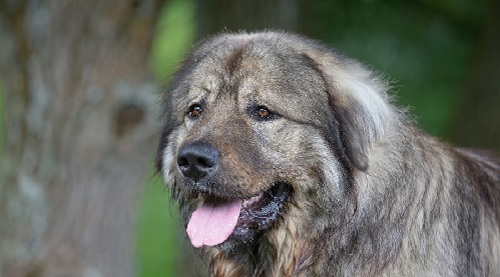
[177,142,220,181]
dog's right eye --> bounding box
[187,104,203,118]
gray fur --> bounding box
[156,31,500,276]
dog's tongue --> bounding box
[186,199,241,248]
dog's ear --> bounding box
[303,53,391,171]
[327,94,370,171]
[327,61,391,172]
[156,117,173,173]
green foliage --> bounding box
[151,0,195,83]
[306,0,479,137]
[136,177,183,277]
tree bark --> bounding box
[0,1,162,276]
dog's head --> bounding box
[156,32,394,251]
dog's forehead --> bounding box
[194,41,282,82]
[189,40,326,104]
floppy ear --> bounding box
[327,61,392,172]
[327,94,370,171]
[303,53,391,171]
[156,119,173,173]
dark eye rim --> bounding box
[187,103,203,118]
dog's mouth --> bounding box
[186,183,291,249]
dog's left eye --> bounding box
[187,104,203,118]
[252,105,277,121]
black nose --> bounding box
[177,142,220,181]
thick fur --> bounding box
[156,31,500,276]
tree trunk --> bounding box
[0,1,162,276]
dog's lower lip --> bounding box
[226,183,291,245]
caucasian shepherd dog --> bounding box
[156,31,500,276]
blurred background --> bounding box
[0,0,499,276]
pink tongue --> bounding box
[186,199,242,248]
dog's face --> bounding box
[157,32,391,251]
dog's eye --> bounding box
[253,105,276,121]
[256,107,271,118]
[187,104,203,118]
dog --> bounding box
[156,31,500,276]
